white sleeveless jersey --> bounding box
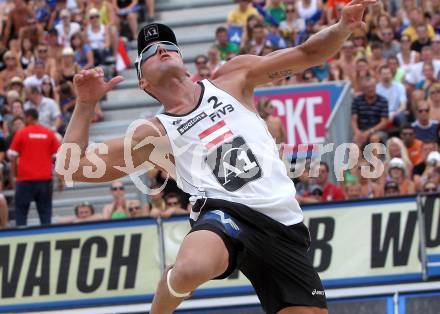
[156,80,303,226]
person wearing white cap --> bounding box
[387,157,415,195]
[86,8,111,65]
[427,151,440,167]
[57,47,80,83]
[54,9,81,48]
[415,151,440,192]
[0,51,25,94]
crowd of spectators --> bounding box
[56,180,189,224]
[0,0,156,228]
[2,0,440,229]
[188,0,440,204]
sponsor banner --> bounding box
[304,197,423,287]
[254,83,345,146]
[1,196,438,312]
[420,194,440,277]
[162,196,430,295]
[0,219,160,313]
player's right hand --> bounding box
[73,67,124,108]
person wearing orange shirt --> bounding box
[400,125,424,166]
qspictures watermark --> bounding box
[55,118,388,195]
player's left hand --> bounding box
[340,0,376,32]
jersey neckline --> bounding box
[161,81,205,117]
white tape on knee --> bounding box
[167,268,191,298]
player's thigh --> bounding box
[173,230,229,282]
[277,306,328,314]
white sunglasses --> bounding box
[136,41,182,79]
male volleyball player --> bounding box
[58,1,374,313]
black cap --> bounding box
[137,23,178,55]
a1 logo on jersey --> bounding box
[206,136,262,192]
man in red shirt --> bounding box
[316,162,346,201]
[7,108,60,226]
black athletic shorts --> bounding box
[189,198,327,314]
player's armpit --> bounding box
[55,118,174,183]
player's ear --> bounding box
[138,77,150,91]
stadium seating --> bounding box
[25,0,235,223]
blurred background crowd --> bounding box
[0,0,158,228]
[0,0,439,229]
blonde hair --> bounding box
[385,137,412,174]
[429,82,440,95]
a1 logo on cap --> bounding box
[144,25,159,41]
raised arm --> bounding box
[216,0,374,89]
[56,68,174,183]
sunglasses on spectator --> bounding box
[286,9,295,12]
[431,89,440,94]
[136,41,181,78]
[418,109,430,113]
[166,201,180,206]
[90,15,100,19]
[111,186,124,191]
[128,206,141,212]
[424,187,437,192]
[38,49,48,53]
[196,60,207,65]
[382,32,393,36]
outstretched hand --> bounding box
[73,67,124,108]
[340,0,376,32]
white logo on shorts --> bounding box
[212,210,240,231]
[312,289,325,296]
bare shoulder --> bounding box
[210,55,261,109]
[131,117,167,139]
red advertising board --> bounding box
[254,83,344,146]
